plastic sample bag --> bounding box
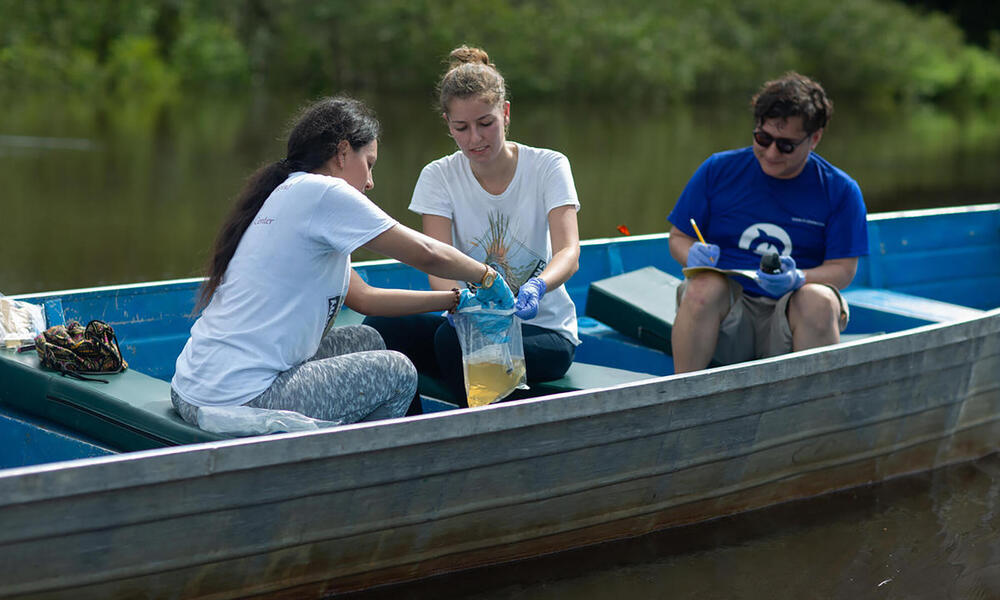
[0,297,45,348]
[452,307,527,407]
[196,405,345,436]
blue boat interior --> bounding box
[2,206,998,468]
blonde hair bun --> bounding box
[449,45,493,69]
[438,45,506,114]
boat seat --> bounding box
[0,350,225,452]
[417,361,658,406]
[842,288,985,322]
[585,268,923,352]
[585,266,681,354]
[842,287,985,333]
[339,307,658,404]
[529,362,658,394]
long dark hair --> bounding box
[197,96,381,310]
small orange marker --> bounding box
[617,224,631,236]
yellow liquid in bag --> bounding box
[464,358,527,407]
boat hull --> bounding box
[1,308,997,598]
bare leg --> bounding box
[671,272,732,373]
[787,284,842,351]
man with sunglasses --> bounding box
[667,72,867,373]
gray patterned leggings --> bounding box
[172,325,417,426]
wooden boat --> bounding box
[1,204,998,598]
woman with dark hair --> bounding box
[171,96,513,427]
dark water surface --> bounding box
[344,455,1000,600]
[3,93,1000,294]
[3,94,1000,599]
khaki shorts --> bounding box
[677,278,849,366]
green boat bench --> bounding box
[334,308,659,407]
[0,349,223,452]
[416,361,658,408]
[0,308,659,450]
[584,266,681,355]
[582,267,942,355]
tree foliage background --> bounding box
[2,0,999,105]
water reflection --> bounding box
[339,455,1000,600]
[2,93,999,294]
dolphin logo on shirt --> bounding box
[738,223,793,256]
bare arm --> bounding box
[421,214,460,292]
[802,257,858,290]
[344,269,458,316]
[362,223,487,285]
[669,227,696,267]
[537,205,580,290]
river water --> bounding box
[344,456,1000,600]
[3,93,1000,598]
[4,92,1000,294]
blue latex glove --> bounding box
[686,242,720,268]
[756,255,806,298]
[446,289,477,327]
[514,277,547,320]
[475,272,515,309]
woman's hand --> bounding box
[476,272,515,309]
[514,277,547,319]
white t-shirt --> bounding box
[410,143,581,345]
[172,172,397,407]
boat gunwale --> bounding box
[1,304,997,506]
[8,203,997,302]
[4,352,991,551]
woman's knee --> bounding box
[381,350,419,396]
[523,330,575,381]
[314,324,386,360]
[344,324,386,351]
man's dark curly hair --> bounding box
[752,72,833,134]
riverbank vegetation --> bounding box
[2,0,999,105]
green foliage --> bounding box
[171,21,250,88]
[1,0,999,105]
[103,35,177,96]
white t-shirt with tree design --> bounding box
[410,143,581,345]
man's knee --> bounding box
[678,273,731,315]
[788,284,840,331]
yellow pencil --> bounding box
[689,218,706,244]
[689,218,714,263]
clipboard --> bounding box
[682,265,759,283]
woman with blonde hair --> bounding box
[365,46,582,406]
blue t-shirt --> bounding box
[668,147,868,297]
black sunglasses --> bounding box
[752,129,812,154]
